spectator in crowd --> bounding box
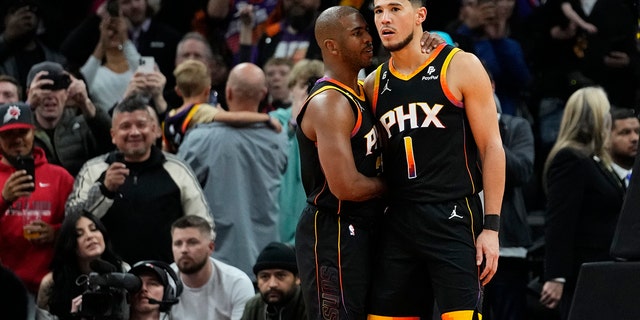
[455,0,532,116]
[80,10,142,113]
[540,86,625,319]
[26,61,113,177]
[162,59,280,154]
[241,242,306,320]
[0,102,74,317]
[170,215,255,320]
[269,58,323,244]
[608,107,639,188]
[484,93,535,320]
[239,0,323,67]
[262,58,294,112]
[36,210,128,320]
[0,74,21,104]
[66,94,213,264]
[61,0,181,85]
[0,0,66,97]
[207,0,279,64]
[177,63,287,280]
[164,32,230,110]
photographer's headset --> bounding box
[129,260,183,312]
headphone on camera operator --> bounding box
[128,260,183,312]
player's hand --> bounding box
[476,229,499,285]
[540,280,564,309]
[420,31,446,54]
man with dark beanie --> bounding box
[241,242,307,320]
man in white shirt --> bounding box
[170,215,255,320]
[609,107,639,188]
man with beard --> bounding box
[364,0,505,318]
[609,107,639,189]
[0,102,74,317]
[170,215,255,320]
[241,242,306,320]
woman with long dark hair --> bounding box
[36,210,126,319]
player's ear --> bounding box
[325,39,338,55]
[416,7,426,25]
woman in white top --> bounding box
[81,12,141,113]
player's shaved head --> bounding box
[315,6,361,46]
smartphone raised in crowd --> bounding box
[138,56,155,74]
[15,156,35,192]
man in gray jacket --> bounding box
[178,63,287,280]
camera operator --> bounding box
[65,260,180,320]
[26,61,113,177]
[0,102,74,318]
[126,261,181,320]
[36,210,127,320]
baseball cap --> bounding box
[129,262,169,287]
[26,61,65,88]
[0,103,35,133]
[253,242,298,275]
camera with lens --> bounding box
[76,261,142,320]
[41,73,71,91]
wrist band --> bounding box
[483,214,500,231]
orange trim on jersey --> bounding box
[441,47,464,108]
[322,77,366,101]
[441,310,482,320]
[368,316,420,320]
[388,44,445,81]
[307,82,365,138]
[372,65,383,115]
[182,104,202,133]
[313,181,328,206]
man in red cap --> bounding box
[0,102,74,316]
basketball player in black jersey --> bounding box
[364,0,506,319]
[294,6,445,320]
[295,6,386,320]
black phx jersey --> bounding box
[296,78,383,215]
[371,45,482,203]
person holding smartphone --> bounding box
[0,102,74,317]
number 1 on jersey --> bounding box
[404,136,417,179]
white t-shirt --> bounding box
[170,257,255,320]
